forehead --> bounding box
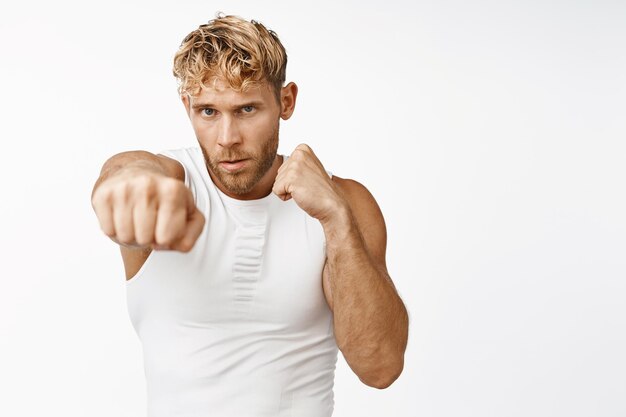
[188,78,274,106]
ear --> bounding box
[279,82,298,120]
[181,94,191,118]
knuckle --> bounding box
[117,234,134,245]
[286,171,297,183]
[155,234,172,246]
[156,229,180,246]
[101,226,115,238]
[159,177,182,194]
[176,240,194,253]
[160,188,187,207]
[114,182,131,202]
[91,193,103,209]
[194,217,206,231]
[135,176,158,199]
[134,233,151,246]
[91,187,111,209]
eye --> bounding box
[202,108,215,116]
[242,105,255,113]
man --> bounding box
[91,14,408,417]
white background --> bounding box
[0,0,625,416]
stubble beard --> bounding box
[201,124,279,195]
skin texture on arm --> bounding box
[321,177,409,389]
[271,144,408,389]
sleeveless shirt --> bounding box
[125,146,339,417]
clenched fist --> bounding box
[272,144,348,225]
[91,169,205,252]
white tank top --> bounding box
[125,146,339,417]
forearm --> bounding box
[322,208,409,388]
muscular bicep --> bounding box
[335,176,388,271]
[321,176,390,310]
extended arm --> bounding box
[91,150,204,257]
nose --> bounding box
[216,116,242,148]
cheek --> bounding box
[243,114,277,138]
[190,119,216,141]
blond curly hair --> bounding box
[173,14,288,99]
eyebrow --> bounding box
[191,101,264,110]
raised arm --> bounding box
[321,177,409,389]
[91,151,205,278]
[270,144,409,388]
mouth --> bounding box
[219,159,248,172]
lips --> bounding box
[219,159,248,172]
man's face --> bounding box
[183,79,291,196]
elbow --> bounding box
[359,358,404,389]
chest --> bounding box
[128,199,330,333]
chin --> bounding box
[216,164,263,194]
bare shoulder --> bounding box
[330,175,388,269]
[331,175,386,228]
[331,175,376,202]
